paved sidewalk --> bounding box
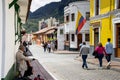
[30,60,55,80]
[53,50,79,54]
[75,55,120,72]
[37,45,120,71]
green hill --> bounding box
[24,0,87,33]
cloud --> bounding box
[30,0,61,12]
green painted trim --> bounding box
[2,64,16,80]
[9,0,18,9]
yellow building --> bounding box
[90,0,120,58]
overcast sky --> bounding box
[30,0,61,12]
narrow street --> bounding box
[29,45,120,80]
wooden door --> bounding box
[94,28,99,48]
[77,34,82,49]
[116,23,120,58]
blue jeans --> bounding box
[44,48,46,52]
[106,54,112,62]
[82,55,88,68]
[98,54,104,67]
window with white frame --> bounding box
[66,34,69,41]
[71,34,75,41]
[60,29,63,35]
[66,15,69,22]
[94,0,100,15]
[71,13,75,21]
[85,34,89,41]
[86,12,90,20]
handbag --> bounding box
[92,51,98,58]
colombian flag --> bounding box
[76,11,86,34]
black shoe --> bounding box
[82,66,84,69]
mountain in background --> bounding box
[28,0,86,23]
[25,0,87,33]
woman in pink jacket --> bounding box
[95,42,106,69]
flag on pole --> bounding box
[76,11,86,34]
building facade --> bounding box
[90,0,120,58]
[0,0,32,79]
[57,24,65,50]
[34,17,59,45]
[64,1,90,51]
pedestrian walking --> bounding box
[105,38,113,69]
[47,41,51,53]
[95,42,107,69]
[43,42,47,52]
[79,42,89,69]
[54,40,57,50]
[51,41,55,52]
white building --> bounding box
[64,1,90,51]
[57,24,65,50]
[39,17,59,30]
[0,0,32,79]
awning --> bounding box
[33,27,57,35]
[45,30,55,34]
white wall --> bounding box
[0,0,2,78]
[70,34,77,48]
[4,0,15,77]
[57,25,65,50]
[1,0,6,78]
[1,0,17,78]
[64,1,90,48]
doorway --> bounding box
[116,23,120,58]
[94,28,99,48]
[77,34,82,50]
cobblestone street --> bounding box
[29,45,120,80]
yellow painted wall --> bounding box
[100,1,110,14]
[100,0,115,14]
[90,0,94,17]
[100,17,112,46]
[90,26,93,45]
[90,0,115,17]
[90,17,113,46]
[90,0,114,46]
